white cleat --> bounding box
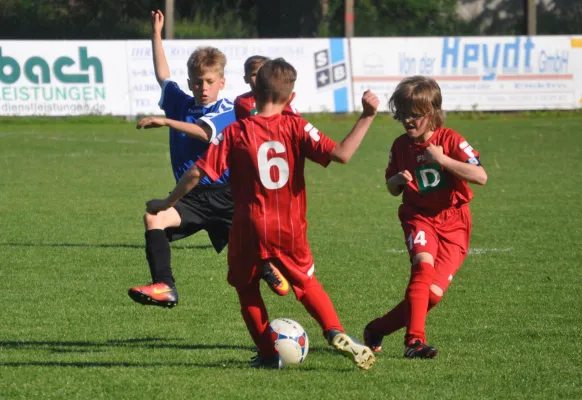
[331,332,376,370]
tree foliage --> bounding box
[0,0,579,39]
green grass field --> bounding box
[0,113,581,399]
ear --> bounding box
[220,76,226,90]
[244,75,250,84]
[187,78,193,91]
[286,92,296,105]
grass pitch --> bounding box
[0,113,581,399]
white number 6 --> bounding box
[257,141,290,190]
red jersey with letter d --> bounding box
[386,127,481,214]
[196,114,336,265]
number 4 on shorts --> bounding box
[407,231,427,250]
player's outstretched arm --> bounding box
[330,90,380,164]
[146,165,208,214]
[424,143,488,185]
[151,10,171,86]
[136,116,212,142]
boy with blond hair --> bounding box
[128,10,284,307]
[364,76,487,358]
[145,58,380,370]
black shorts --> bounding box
[166,183,233,253]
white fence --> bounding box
[1,36,581,116]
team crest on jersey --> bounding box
[414,163,447,193]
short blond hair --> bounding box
[255,58,296,105]
[187,47,226,77]
[389,76,444,130]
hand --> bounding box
[136,116,167,129]
[361,90,380,117]
[151,10,164,36]
[393,170,413,186]
[146,199,170,215]
[424,143,445,164]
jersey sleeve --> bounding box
[158,80,191,119]
[198,99,237,142]
[446,130,482,166]
[385,141,399,181]
[297,119,337,167]
[195,124,235,182]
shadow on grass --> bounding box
[0,337,250,352]
[0,242,213,250]
[0,337,352,370]
[0,360,249,368]
[0,337,336,354]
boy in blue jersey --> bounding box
[128,10,289,307]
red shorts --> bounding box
[227,251,315,300]
[399,204,472,291]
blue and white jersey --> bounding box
[159,79,236,185]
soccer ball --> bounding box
[270,318,309,364]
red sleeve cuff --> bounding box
[195,159,220,182]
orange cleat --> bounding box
[128,282,179,308]
[262,263,290,296]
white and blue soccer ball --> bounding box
[270,318,309,364]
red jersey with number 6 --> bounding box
[385,127,481,215]
[196,114,336,263]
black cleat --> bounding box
[404,339,438,359]
[249,353,284,369]
[363,323,384,353]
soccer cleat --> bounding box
[127,282,178,308]
[404,339,438,359]
[328,330,376,370]
[363,323,384,353]
[262,263,290,296]
[249,353,284,369]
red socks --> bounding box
[368,288,443,338]
[235,275,344,358]
[405,261,436,344]
[235,282,277,358]
[300,276,344,336]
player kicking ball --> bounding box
[364,76,487,358]
[145,59,380,370]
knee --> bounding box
[144,212,163,230]
[144,213,154,228]
[411,252,434,267]
[429,284,443,308]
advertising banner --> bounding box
[125,38,352,116]
[350,36,580,111]
[0,41,129,116]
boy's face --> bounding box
[188,70,225,105]
[244,65,262,91]
[400,112,431,139]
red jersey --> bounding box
[234,91,300,120]
[196,114,336,263]
[386,127,481,214]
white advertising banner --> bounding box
[126,38,352,116]
[1,37,580,116]
[350,36,581,111]
[0,41,129,116]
